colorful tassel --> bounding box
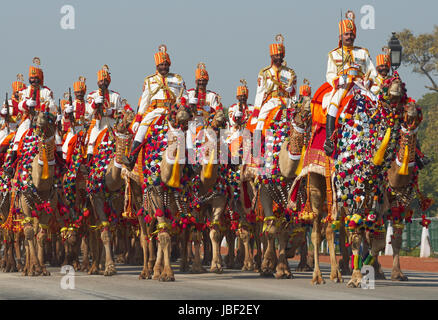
[372,127,391,166]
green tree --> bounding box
[396,27,438,92]
[417,92,438,217]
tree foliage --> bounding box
[416,92,438,217]
[396,27,438,92]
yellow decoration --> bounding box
[294,145,306,176]
[372,128,391,166]
[167,147,181,188]
[203,149,215,179]
[41,145,49,180]
[398,145,409,175]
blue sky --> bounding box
[0,0,436,109]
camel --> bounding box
[332,74,420,287]
[125,103,193,281]
[365,79,422,283]
[183,108,229,274]
[14,111,60,276]
[84,108,135,276]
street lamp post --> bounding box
[388,32,402,73]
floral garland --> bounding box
[86,131,116,194]
[335,89,403,233]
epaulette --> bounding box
[88,90,97,95]
[43,86,52,92]
[259,65,271,77]
[207,90,218,95]
[110,90,120,95]
[187,88,195,92]
[169,73,183,82]
[355,46,370,56]
[144,74,155,82]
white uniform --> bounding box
[252,65,296,132]
[133,72,187,144]
[325,46,377,116]
[86,90,122,155]
[62,99,92,159]
[13,86,55,151]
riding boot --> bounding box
[323,114,336,156]
[5,151,17,177]
[127,140,142,170]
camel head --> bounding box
[403,98,422,130]
[35,111,56,139]
[167,102,193,132]
[382,72,407,106]
[294,96,312,128]
[115,109,135,134]
[210,108,227,130]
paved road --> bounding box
[1,260,437,300]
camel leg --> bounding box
[338,221,351,275]
[202,229,212,266]
[224,230,236,269]
[254,223,263,273]
[326,225,342,283]
[234,235,245,269]
[191,230,206,273]
[153,235,164,280]
[14,233,24,272]
[158,231,174,282]
[138,219,151,279]
[179,227,190,273]
[101,226,116,276]
[22,224,41,276]
[209,226,223,274]
[275,228,293,279]
[239,227,255,271]
[37,228,50,276]
[295,230,312,272]
[366,230,386,280]
[80,235,90,272]
[309,173,325,285]
[391,225,408,281]
[88,230,101,275]
[259,186,277,277]
[347,230,363,288]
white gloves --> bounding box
[234,110,243,118]
[27,99,37,107]
[189,97,198,105]
[285,86,294,93]
[132,122,140,133]
[203,105,211,112]
[0,107,7,116]
[56,114,63,122]
[94,96,104,104]
[64,104,74,114]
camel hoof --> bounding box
[391,272,408,281]
[311,272,325,285]
[179,263,190,273]
[139,269,152,280]
[347,279,362,288]
[159,268,175,282]
[88,265,100,275]
[16,263,24,272]
[242,261,255,271]
[347,270,363,288]
[104,265,117,276]
[210,263,223,274]
[330,270,343,283]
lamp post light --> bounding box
[388,32,402,72]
